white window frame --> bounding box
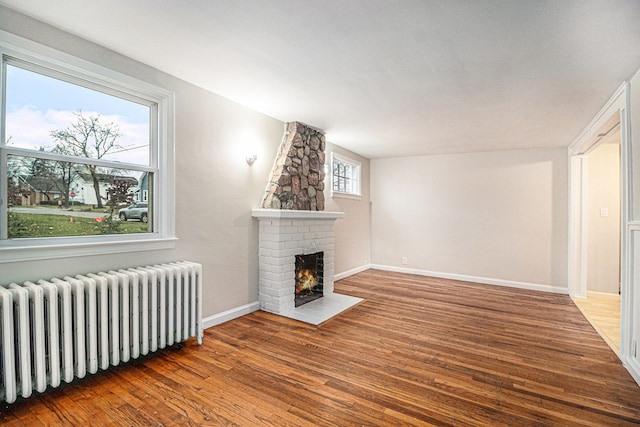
[331,152,361,199]
[0,30,176,263]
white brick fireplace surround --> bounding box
[252,209,363,325]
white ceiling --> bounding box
[2,0,640,159]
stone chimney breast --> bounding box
[261,122,325,211]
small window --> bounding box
[331,153,361,198]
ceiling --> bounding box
[2,0,640,159]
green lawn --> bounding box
[8,212,149,238]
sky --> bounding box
[4,64,150,166]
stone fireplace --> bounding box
[261,121,326,211]
[252,122,362,324]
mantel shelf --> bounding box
[252,209,345,220]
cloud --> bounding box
[6,106,150,166]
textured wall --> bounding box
[370,148,568,289]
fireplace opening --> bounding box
[295,252,324,307]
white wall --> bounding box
[323,142,371,277]
[370,148,568,290]
[586,142,620,294]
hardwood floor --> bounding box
[573,292,621,355]
[2,269,639,426]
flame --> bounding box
[295,269,317,294]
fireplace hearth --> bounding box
[253,209,363,324]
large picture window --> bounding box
[0,35,175,261]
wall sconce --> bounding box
[246,154,258,166]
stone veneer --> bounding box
[261,122,326,211]
[252,209,344,315]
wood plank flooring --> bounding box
[2,269,639,426]
[573,292,621,355]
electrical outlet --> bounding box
[401,256,408,265]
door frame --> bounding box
[568,82,636,382]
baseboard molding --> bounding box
[202,301,260,329]
[334,264,372,281]
[586,291,621,300]
[369,264,569,295]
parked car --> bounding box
[118,202,148,222]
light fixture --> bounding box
[246,154,257,166]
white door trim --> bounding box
[568,82,639,385]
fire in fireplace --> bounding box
[294,252,324,307]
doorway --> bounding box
[572,123,621,354]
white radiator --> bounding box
[0,261,202,404]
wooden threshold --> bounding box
[1,269,639,426]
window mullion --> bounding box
[4,147,155,173]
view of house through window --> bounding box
[3,61,154,238]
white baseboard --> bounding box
[586,291,620,300]
[202,301,260,329]
[369,264,569,295]
[334,264,371,281]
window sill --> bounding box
[331,191,362,201]
[0,236,177,263]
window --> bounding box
[0,33,175,262]
[331,152,361,198]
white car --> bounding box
[118,203,148,223]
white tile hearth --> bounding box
[279,293,363,325]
